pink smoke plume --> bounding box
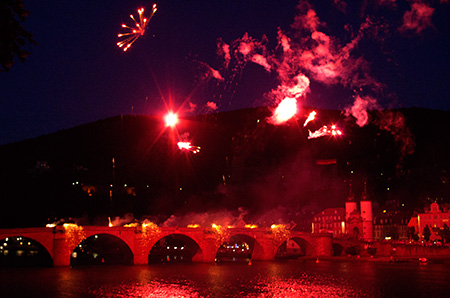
[186,102,197,113]
[198,61,224,81]
[375,110,415,158]
[332,0,348,13]
[277,29,291,53]
[292,5,321,32]
[345,95,379,127]
[271,74,310,102]
[234,33,272,71]
[208,0,441,133]
[400,2,435,33]
[206,101,218,111]
[251,54,271,72]
[217,39,231,68]
[161,209,250,227]
[290,13,380,89]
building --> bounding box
[312,181,374,241]
[360,184,373,241]
[312,207,346,237]
[410,202,450,241]
[345,182,373,241]
[373,208,410,241]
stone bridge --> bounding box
[0,226,333,266]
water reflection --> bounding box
[2,260,450,297]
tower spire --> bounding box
[347,180,354,201]
[361,180,369,201]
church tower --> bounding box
[360,181,373,241]
[345,181,357,222]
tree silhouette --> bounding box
[407,226,418,241]
[0,0,36,72]
[423,225,431,242]
[438,223,450,244]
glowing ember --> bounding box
[165,112,178,127]
[108,217,113,227]
[270,224,290,243]
[211,223,230,246]
[123,223,139,227]
[63,223,86,249]
[117,4,157,52]
[140,221,160,248]
[177,141,201,154]
[303,111,317,127]
[187,224,200,228]
[308,125,343,139]
[245,224,258,229]
[46,223,56,228]
[271,97,297,124]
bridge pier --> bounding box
[253,238,278,260]
[312,234,333,257]
[53,232,71,267]
[192,238,218,262]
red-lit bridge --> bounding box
[0,226,333,266]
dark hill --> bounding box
[0,107,448,228]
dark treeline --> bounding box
[0,107,448,228]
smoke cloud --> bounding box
[345,95,379,127]
[400,2,435,33]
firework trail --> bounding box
[117,4,157,51]
[177,141,201,154]
[308,125,342,139]
[303,111,316,127]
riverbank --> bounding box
[309,255,450,264]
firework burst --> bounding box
[308,125,343,139]
[117,4,157,51]
[177,141,201,154]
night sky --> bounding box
[2,0,450,145]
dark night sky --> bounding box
[1,0,450,145]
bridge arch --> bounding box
[0,236,53,267]
[216,233,264,261]
[148,233,201,263]
[70,233,133,266]
[332,243,345,256]
[276,236,315,258]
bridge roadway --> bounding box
[0,226,333,266]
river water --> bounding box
[1,259,450,297]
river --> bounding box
[1,259,450,297]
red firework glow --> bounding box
[117,4,157,52]
[165,112,178,127]
[308,125,343,139]
[271,97,297,124]
[177,142,200,154]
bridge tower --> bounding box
[360,181,373,241]
[345,181,357,222]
